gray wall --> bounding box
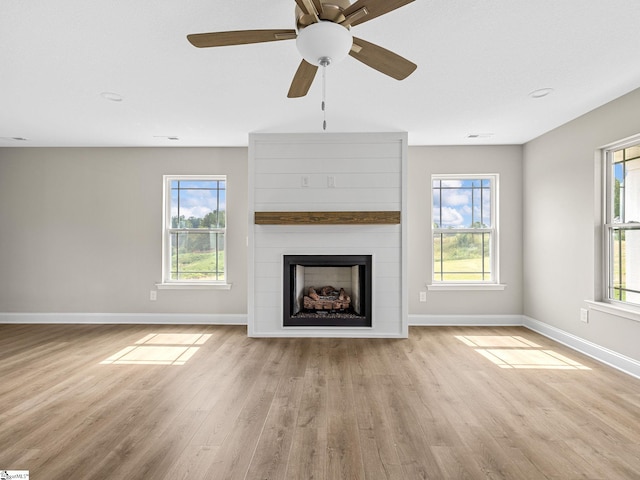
[523,87,640,361]
[1,144,523,319]
[408,146,524,316]
[0,147,248,314]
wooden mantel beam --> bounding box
[254,211,401,225]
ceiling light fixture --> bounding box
[529,88,554,99]
[295,21,352,131]
[295,21,352,67]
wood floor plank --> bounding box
[352,341,404,479]
[430,446,491,480]
[285,341,329,480]
[376,373,443,478]
[352,374,404,479]
[204,338,287,479]
[0,324,639,479]
[161,445,221,480]
[188,337,268,447]
[325,376,365,479]
[244,375,305,480]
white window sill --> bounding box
[585,300,640,323]
[156,283,232,291]
[427,283,507,291]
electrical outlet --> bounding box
[580,308,588,323]
[419,291,427,302]
[150,290,157,301]
[301,175,310,188]
[327,175,336,188]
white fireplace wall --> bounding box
[248,132,408,337]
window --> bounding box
[604,140,640,307]
[431,175,498,284]
[162,176,226,285]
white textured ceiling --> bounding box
[2,0,640,147]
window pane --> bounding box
[170,180,226,229]
[217,189,226,228]
[612,149,640,224]
[170,232,225,281]
[433,178,492,228]
[609,228,640,306]
[613,161,624,223]
[433,232,491,282]
[623,157,639,223]
[177,180,220,189]
[625,145,640,159]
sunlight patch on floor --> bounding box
[455,335,591,370]
[100,333,212,365]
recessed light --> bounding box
[100,92,123,102]
[529,88,554,99]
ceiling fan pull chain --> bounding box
[322,63,327,131]
[320,57,329,131]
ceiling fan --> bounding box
[187,0,417,98]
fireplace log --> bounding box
[320,286,335,296]
[303,286,351,311]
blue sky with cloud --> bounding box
[171,180,226,221]
[433,179,491,228]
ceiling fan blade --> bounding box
[294,0,311,14]
[187,29,297,48]
[295,0,320,22]
[287,60,319,98]
[342,0,414,27]
[350,37,417,80]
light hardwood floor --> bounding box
[0,324,639,479]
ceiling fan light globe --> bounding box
[296,21,352,67]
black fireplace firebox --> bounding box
[283,254,373,327]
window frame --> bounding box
[429,173,502,289]
[159,174,230,289]
[603,137,640,310]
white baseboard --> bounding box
[0,312,248,325]
[523,316,640,379]
[408,314,523,327]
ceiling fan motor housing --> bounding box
[296,21,353,67]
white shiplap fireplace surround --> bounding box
[248,132,408,338]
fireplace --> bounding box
[249,132,407,338]
[283,255,373,327]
